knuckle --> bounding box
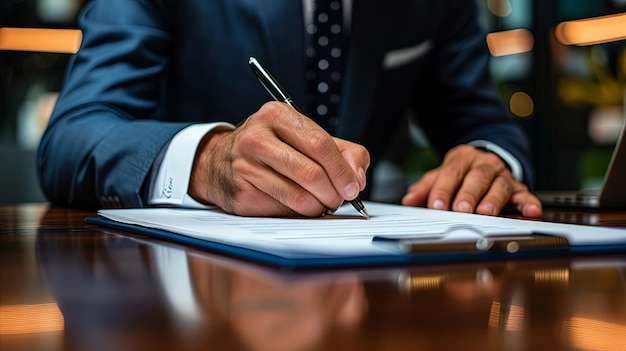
[475,162,493,174]
[298,162,325,186]
[481,152,505,168]
[459,144,475,153]
[448,144,473,158]
[307,129,334,155]
[258,101,281,117]
[472,164,495,186]
[237,131,262,154]
[445,144,482,164]
[258,101,302,126]
[483,152,500,163]
[330,161,350,180]
[228,158,245,177]
[440,163,464,181]
[288,190,317,215]
[255,101,286,125]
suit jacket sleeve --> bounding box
[37,0,189,208]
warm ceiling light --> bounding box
[486,28,534,57]
[0,27,82,53]
[556,13,626,46]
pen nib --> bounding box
[359,209,370,220]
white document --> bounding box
[98,202,626,259]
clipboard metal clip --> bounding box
[372,225,570,255]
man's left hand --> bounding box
[401,145,542,218]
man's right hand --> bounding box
[189,102,370,217]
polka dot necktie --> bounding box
[306,0,345,132]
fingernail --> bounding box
[522,204,542,218]
[432,199,446,210]
[478,203,496,216]
[457,201,472,213]
[344,183,358,199]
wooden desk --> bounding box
[2,204,626,351]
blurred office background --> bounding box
[1,0,84,204]
[1,0,626,204]
[482,0,626,192]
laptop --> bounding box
[537,118,626,209]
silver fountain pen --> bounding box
[248,56,369,219]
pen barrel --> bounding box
[249,57,292,104]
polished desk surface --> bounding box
[2,204,626,351]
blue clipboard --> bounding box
[85,216,626,270]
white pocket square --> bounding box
[382,40,433,69]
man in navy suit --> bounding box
[37,0,542,218]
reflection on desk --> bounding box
[1,204,626,351]
[542,207,626,227]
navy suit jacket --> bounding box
[38,0,533,208]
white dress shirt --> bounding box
[148,122,234,208]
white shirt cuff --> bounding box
[148,122,235,208]
[468,140,524,182]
